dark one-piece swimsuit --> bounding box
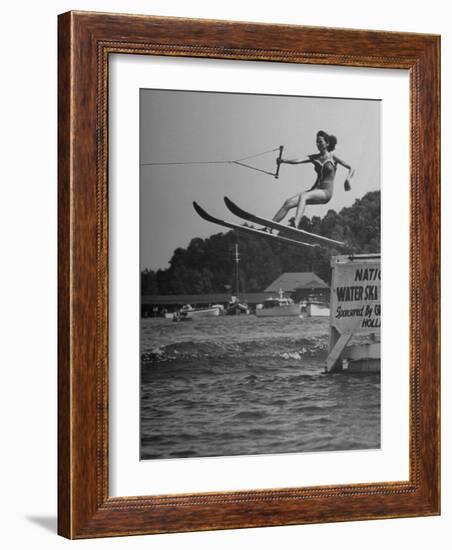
[308,156,337,200]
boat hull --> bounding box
[182,308,221,319]
[226,302,250,315]
[307,302,330,317]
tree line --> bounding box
[141,191,380,296]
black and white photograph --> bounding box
[140,88,381,460]
[2,0,445,546]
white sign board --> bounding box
[330,255,381,335]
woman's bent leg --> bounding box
[294,189,330,227]
[273,194,300,223]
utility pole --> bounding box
[233,244,240,298]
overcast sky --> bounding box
[140,89,380,270]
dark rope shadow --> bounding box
[26,516,57,533]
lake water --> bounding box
[140,315,380,460]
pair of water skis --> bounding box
[193,197,351,253]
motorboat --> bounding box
[178,304,220,320]
[256,289,301,317]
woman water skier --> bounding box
[273,131,354,228]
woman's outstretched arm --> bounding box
[278,156,312,165]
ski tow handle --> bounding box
[274,145,284,179]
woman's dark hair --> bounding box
[317,130,337,152]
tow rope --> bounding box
[142,145,284,179]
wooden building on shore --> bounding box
[264,272,330,303]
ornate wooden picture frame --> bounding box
[58,11,440,539]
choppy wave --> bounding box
[141,331,329,364]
